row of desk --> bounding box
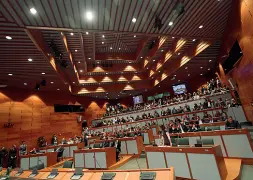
[0,168,175,180]
[154,129,253,159]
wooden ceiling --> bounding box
[0,0,233,99]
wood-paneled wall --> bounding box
[217,0,253,122]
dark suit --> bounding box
[8,148,17,168]
[226,120,241,129]
[103,141,110,147]
[162,130,171,146]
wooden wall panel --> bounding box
[218,0,253,122]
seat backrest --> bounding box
[199,126,206,131]
[93,143,102,148]
[197,139,214,145]
[211,126,220,131]
[63,161,73,168]
[176,138,189,146]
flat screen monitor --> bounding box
[133,95,144,104]
[172,83,187,95]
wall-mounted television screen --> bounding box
[172,83,187,95]
[54,104,84,112]
[133,95,144,104]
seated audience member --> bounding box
[221,111,228,121]
[135,115,142,121]
[179,122,188,133]
[178,106,184,114]
[225,116,241,129]
[172,107,177,114]
[61,138,67,144]
[202,112,210,122]
[147,113,154,119]
[161,109,167,116]
[51,134,58,145]
[19,141,27,156]
[8,145,17,168]
[160,125,171,146]
[0,147,8,168]
[203,99,208,109]
[230,98,239,107]
[103,137,110,147]
[169,124,180,134]
[188,123,199,132]
[154,111,160,118]
[142,113,148,119]
[68,138,74,144]
[166,108,172,115]
[115,140,121,162]
[184,104,191,112]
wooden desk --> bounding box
[11,168,175,180]
[20,152,57,170]
[73,147,116,169]
[89,136,143,155]
[40,143,83,157]
[145,145,225,180]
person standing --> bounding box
[0,147,8,167]
[19,141,27,156]
[51,134,58,145]
[8,145,17,168]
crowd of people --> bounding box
[92,96,240,128]
[103,77,229,118]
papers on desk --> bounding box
[71,174,83,180]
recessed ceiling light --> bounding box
[6,36,12,40]
[119,48,121,50]
[200,67,203,69]
[134,35,136,37]
[178,80,180,82]
[28,58,33,62]
[147,67,149,69]
[129,61,132,63]
[75,49,78,52]
[85,32,89,35]
[88,57,91,60]
[159,71,160,73]
[51,82,54,84]
[30,8,37,14]
[158,85,160,87]
[172,37,175,39]
[102,35,105,38]
[102,42,104,44]
[41,72,45,75]
[8,73,13,76]
[161,50,164,52]
[73,82,75,84]
[141,57,143,58]
[240,51,242,53]
[178,53,181,55]
[86,11,93,21]
[200,74,203,76]
[106,72,108,74]
[145,89,147,91]
[57,89,60,91]
[70,32,74,36]
[132,18,136,23]
[185,67,188,69]
[24,83,27,85]
[208,68,211,71]
[174,75,177,77]
[209,59,212,62]
[188,74,190,76]
[192,39,196,42]
[130,94,132,95]
[97,61,100,64]
[78,61,81,63]
[169,21,173,26]
[80,70,83,72]
[199,25,203,28]
[96,96,98,98]
[153,59,155,62]
[110,47,112,49]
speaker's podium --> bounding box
[74,147,116,169]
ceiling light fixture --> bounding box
[178,53,181,55]
[41,72,45,75]
[188,74,190,76]
[199,25,203,28]
[80,70,83,72]
[75,49,78,52]
[8,73,13,76]
[169,21,173,26]
[192,39,196,42]
[78,61,81,64]
[119,48,121,50]
[102,42,104,44]
[88,57,91,60]
[24,83,27,85]
[28,58,33,62]
[85,32,89,35]
[141,57,143,58]
[185,67,188,69]
[102,35,105,38]
[134,35,136,37]
[200,67,203,69]
[51,82,54,84]
[200,74,203,76]
[172,37,175,39]
[209,59,212,62]
[132,18,136,23]
[208,68,211,71]
[153,59,155,62]
[86,11,93,21]
[106,73,108,74]
[73,82,75,84]
[57,89,60,91]
[6,36,12,40]
[110,47,112,49]
[161,50,164,52]
[70,32,74,36]
[30,8,37,14]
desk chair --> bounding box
[63,161,73,168]
[176,138,190,146]
[197,139,214,145]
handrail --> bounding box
[92,92,231,122]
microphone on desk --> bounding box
[93,155,115,180]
